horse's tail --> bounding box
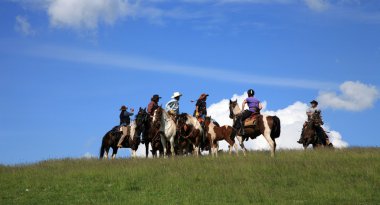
[99,133,108,159]
[271,116,281,139]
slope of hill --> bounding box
[1,148,379,205]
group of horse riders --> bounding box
[116,89,329,148]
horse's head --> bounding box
[177,113,188,129]
[229,99,240,118]
[152,107,163,128]
[135,107,149,136]
[310,111,323,127]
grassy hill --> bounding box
[1,148,379,205]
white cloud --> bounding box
[47,0,130,29]
[207,92,349,151]
[304,0,330,12]
[82,152,95,159]
[15,15,35,36]
[317,81,379,111]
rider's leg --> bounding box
[240,110,253,136]
[117,126,128,148]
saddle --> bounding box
[244,114,259,127]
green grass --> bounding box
[1,148,379,205]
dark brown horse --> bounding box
[229,100,281,157]
[99,122,140,159]
[177,113,203,156]
[301,111,333,149]
[204,117,239,156]
[135,107,163,158]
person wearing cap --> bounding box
[235,89,263,136]
[147,94,161,116]
[297,100,323,144]
[306,100,321,121]
[166,92,182,117]
[117,105,134,148]
[195,93,208,121]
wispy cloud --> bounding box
[21,44,337,90]
[304,0,330,12]
[15,15,35,36]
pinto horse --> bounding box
[177,113,203,156]
[135,108,163,157]
[204,117,239,157]
[99,121,140,159]
[229,100,281,157]
[152,107,177,157]
[301,111,333,149]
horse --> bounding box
[99,121,140,159]
[152,107,177,157]
[177,113,203,156]
[135,108,163,158]
[229,100,281,157]
[204,116,239,157]
[301,111,333,149]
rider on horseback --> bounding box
[195,93,208,147]
[148,94,161,116]
[144,94,161,144]
[117,105,134,148]
[166,92,182,120]
[235,89,263,136]
[297,100,327,144]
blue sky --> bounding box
[0,0,379,164]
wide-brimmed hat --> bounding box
[120,105,127,111]
[199,93,209,100]
[310,100,318,105]
[171,92,182,99]
[152,94,161,100]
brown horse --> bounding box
[177,113,203,156]
[229,100,281,157]
[135,107,163,158]
[204,117,239,156]
[99,122,140,159]
[301,111,333,149]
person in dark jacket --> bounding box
[195,93,208,121]
[117,105,134,148]
[147,94,161,116]
[195,93,208,147]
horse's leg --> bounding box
[263,131,275,157]
[145,142,149,158]
[169,136,175,157]
[214,141,218,157]
[132,149,137,158]
[161,135,167,158]
[112,147,118,159]
[236,135,246,156]
[104,147,109,159]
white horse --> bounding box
[229,100,281,157]
[152,107,177,157]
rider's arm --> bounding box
[242,100,247,110]
[259,103,263,110]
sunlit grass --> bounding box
[1,148,379,205]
